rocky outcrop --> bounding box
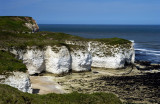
[24,17,39,33]
[24,20,39,33]
[0,72,32,93]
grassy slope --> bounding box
[0,16,32,32]
[0,50,27,74]
[0,84,122,104]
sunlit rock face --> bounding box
[44,46,71,74]
[71,50,92,72]
[90,41,135,69]
[65,41,92,72]
[25,23,39,33]
[4,72,32,93]
[10,48,45,75]
[24,17,39,32]
[23,49,45,75]
[65,40,134,69]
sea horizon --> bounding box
[38,24,160,26]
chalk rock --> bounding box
[44,46,71,74]
[23,49,45,75]
[4,72,32,93]
[10,48,45,75]
[71,49,92,72]
[90,41,135,68]
[24,17,39,32]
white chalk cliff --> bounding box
[71,49,92,72]
[44,46,71,74]
[8,40,134,75]
[90,41,135,68]
[10,48,45,75]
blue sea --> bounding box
[39,24,160,64]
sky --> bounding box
[0,0,160,24]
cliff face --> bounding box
[90,41,135,68]
[9,45,92,75]
[44,46,71,74]
[9,40,134,75]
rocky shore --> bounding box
[30,61,160,104]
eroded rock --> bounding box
[3,72,32,93]
[45,46,71,74]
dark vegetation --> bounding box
[0,50,27,74]
[0,84,122,104]
[0,16,33,32]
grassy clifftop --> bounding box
[0,16,38,33]
[0,31,131,49]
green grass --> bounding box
[0,16,33,32]
[0,50,27,74]
[94,38,131,45]
[0,31,131,49]
[0,84,122,104]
